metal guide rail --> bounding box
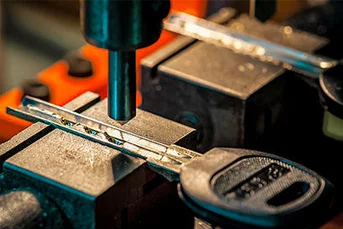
[6,96,201,178]
[164,12,338,78]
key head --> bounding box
[179,148,335,229]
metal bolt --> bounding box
[65,52,93,78]
[21,79,50,102]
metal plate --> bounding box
[2,93,195,228]
[0,91,100,171]
[5,98,194,195]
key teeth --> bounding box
[102,131,124,145]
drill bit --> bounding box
[80,0,170,122]
[108,51,136,121]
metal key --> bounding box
[163,12,339,79]
[7,96,335,228]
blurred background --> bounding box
[0,0,328,94]
[0,0,83,94]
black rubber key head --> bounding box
[179,148,335,229]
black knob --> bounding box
[65,52,93,78]
[21,79,50,102]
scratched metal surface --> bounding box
[4,99,194,196]
[82,100,195,146]
[0,91,100,171]
[159,15,327,99]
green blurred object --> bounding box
[323,111,343,141]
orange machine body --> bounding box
[0,0,207,142]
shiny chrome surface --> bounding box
[164,12,338,78]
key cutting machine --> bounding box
[1,1,343,228]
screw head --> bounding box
[65,52,93,78]
[21,79,50,102]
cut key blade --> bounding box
[7,96,200,179]
[164,12,338,79]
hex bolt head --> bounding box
[21,79,50,102]
[65,52,93,78]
